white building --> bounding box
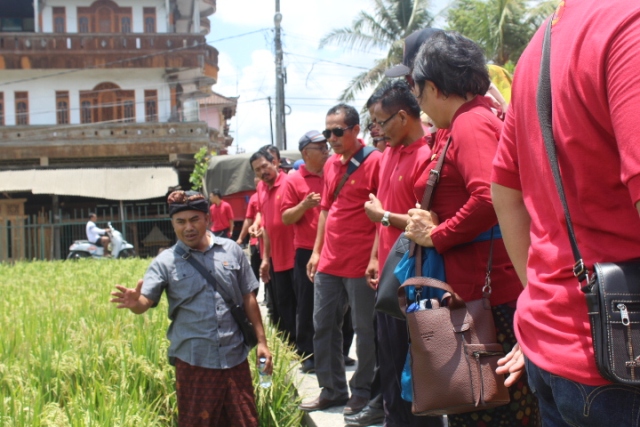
[0,0,235,260]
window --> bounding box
[143,7,156,33]
[124,100,135,122]
[145,90,158,122]
[81,100,92,124]
[121,17,131,33]
[15,92,28,125]
[78,16,89,33]
[56,91,69,124]
[0,93,4,126]
[53,7,66,33]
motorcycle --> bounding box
[67,222,135,259]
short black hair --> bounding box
[259,145,280,161]
[412,31,490,99]
[210,189,222,198]
[366,80,421,119]
[326,103,360,127]
[249,149,274,165]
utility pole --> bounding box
[267,96,274,146]
[274,0,287,150]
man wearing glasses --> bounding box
[281,130,329,373]
[301,104,382,416]
[363,80,444,427]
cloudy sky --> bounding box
[206,0,450,155]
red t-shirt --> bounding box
[209,200,234,232]
[413,97,522,307]
[492,1,640,385]
[245,193,259,247]
[257,172,295,272]
[377,136,431,269]
[280,165,323,251]
[319,145,382,278]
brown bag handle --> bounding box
[409,137,453,263]
[398,277,467,312]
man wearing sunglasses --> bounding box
[301,104,382,416]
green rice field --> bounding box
[0,259,304,427]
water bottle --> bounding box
[258,357,272,388]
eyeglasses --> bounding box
[304,144,329,152]
[322,125,355,139]
[377,111,400,128]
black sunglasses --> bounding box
[322,125,355,139]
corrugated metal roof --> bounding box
[0,167,178,201]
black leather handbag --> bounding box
[174,246,258,348]
[538,21,640,385]
[375,137,453,319]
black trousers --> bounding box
[294,248,354,357]
[377,311,444,427]
[249,244,261,282]
[271,265,297,345]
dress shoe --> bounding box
[344,355,356,366]
[343,394,370,415]
[344,404,385,426]
[299,395,348,412]
[300,358,315,374]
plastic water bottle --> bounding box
[258,357,272,388]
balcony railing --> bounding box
[0,33,218,75]
[0,122,211,166]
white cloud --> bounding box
[210,0,446,154]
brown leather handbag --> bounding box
[398,262,510,415]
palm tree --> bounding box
[446,0,556,65]
[319,0,434,102]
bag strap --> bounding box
[410,137,453,263]
[536,20,590,289]
[174,245,238,306]
[420,136,453,211]
[333,145,376,199]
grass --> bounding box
[0,259,304,426]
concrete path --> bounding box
[295,348,383,427]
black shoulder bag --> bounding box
[538,21,640,384]
[174,245,258,348]
[333,145,377,198]
[375,137,452,319]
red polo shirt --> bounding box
[257,172,295,272]
[280,165,323,251]
[209,200,234,233]
[318,145,382,278]
[492,1,640,385]
[413,97,521,307]
[245,193,259,247]
[377,136,431,269]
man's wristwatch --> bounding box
[381,211,391,227]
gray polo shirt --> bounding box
[142,233,259,369]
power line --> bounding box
[283,52,370,70]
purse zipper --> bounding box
[618,303,637,380]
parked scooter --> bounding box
[67,222,135,259]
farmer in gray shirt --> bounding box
[111,190,271,427]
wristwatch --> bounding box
[381,211,391,227]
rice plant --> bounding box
[0,259,304,426]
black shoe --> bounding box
[344,404,385,426]
[344,355,356,366]
[343,394,369,415]
[300,358,315,374]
